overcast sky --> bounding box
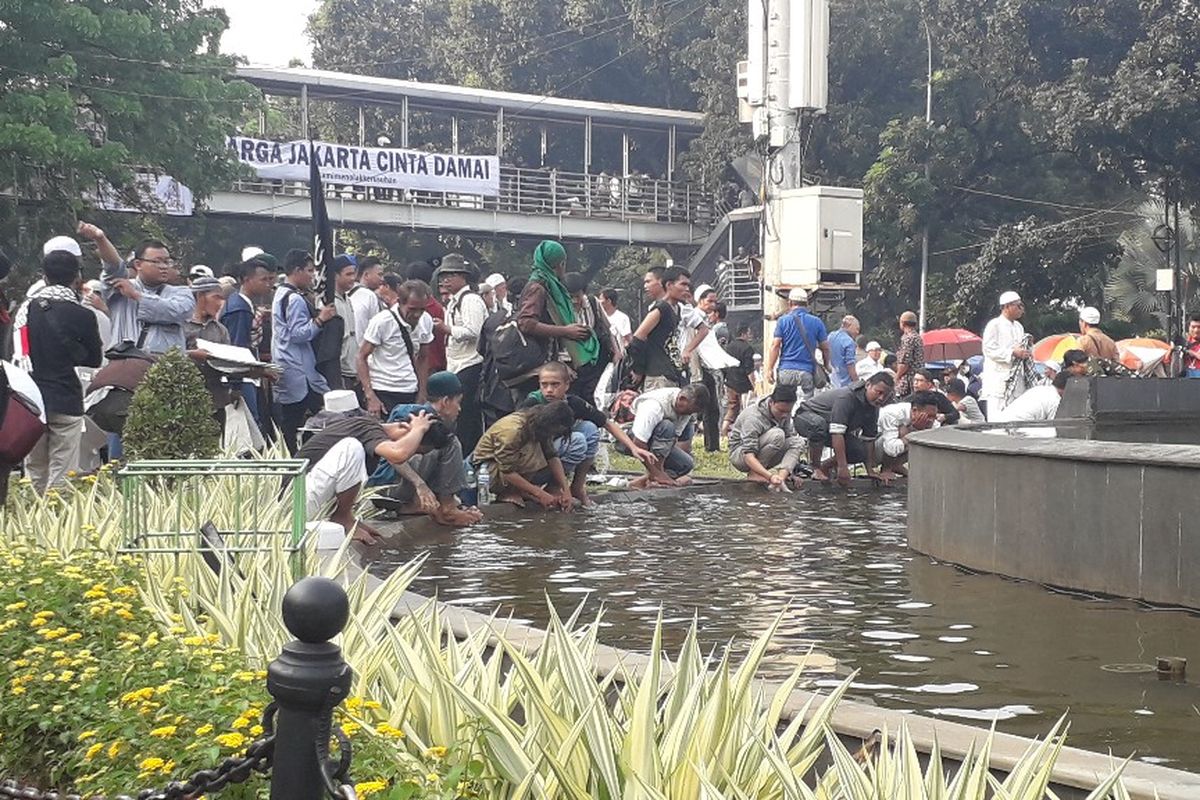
[207,0,320,68]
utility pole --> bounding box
[918,20,933,333]
[749,0,829,337]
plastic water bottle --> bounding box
[477,462,492,506]
[463,463,478,507]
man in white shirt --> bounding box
[619,384,709,489]
[995,372,1067,423]
[599,288,632,346]
[331,255,360,391]
[981,290,1030,418]
[358,276,434,417]
[433,254,488,454]
[874,392,940,477]
[856,341,885,380]
[349,255,385,348]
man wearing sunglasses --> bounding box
[80,222,194,355]
[981,290,1030,419]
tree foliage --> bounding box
[0,0,257,270]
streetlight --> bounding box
[918,18,933,333]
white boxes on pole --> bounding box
[788,0,829,112]
[774,186,862,289]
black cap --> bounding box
[770,384,798,404]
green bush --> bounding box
[122,348,220,461]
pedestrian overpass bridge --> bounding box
[209,68,724,248]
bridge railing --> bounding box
[230,166,717,228]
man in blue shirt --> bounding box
[826,314,861,388]
[765,288,830,399]
[80,223,195,355]
[272,249,335,454]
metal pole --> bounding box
[300,85,309,140]
[1174,193,1183,343]
[918,19,933,333]
[357,106,365,147]
[268,578,353,800]
[495,108,504,158]
[400,97,409,148]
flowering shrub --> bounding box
[0,541,483,799]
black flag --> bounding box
[309,140,336,305]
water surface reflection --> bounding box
[370,488,1200,770]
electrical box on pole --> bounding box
[769,186,863,290]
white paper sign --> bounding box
[227,136,501,196]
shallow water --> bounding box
[370,486,1200,770]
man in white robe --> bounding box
[980,290,1030,418]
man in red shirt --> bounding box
[1185,315,1200,378]
[407,261,446,373]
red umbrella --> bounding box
[921,328,983,362]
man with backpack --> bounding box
[357,276,433,416]
[272,249,336,454]
[19,250,103,491]
[432,254,488,456]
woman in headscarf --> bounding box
[512,240,604,402]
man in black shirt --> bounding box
[793,372,894,487]
[296,411,432,542]
[518,361,653,506]
[628,266,693,390]
[22,251,102,492]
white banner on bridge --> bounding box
[226,136,500,197]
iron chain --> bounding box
[0,705,278,800]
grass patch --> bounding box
[604,437,744,480]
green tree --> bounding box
[123,349,221,461]
[0,0,258,273]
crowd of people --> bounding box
[0,224,1144,534]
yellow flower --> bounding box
[354,780,388,797]
[29,618,48,628]
[150,726,177,738]
[115,609,134,621]
[4,601,26,611]
[341,721,361,737]
[249,724,264,737]
[194,724,213,736]
[82,587,107,600]
[78,730,98,742]
[215,732,246,749]
[160,759,175,775]
[209,662,226,672]
[375,723,405,739]
[425,773,439,783]
[233,670,257,682]
[107,741,124,759]
[181,636,205,647]
[51,704,64,713]
[57,671,75,682]
[425,746,447,759]
[10,686,26,696]
[60,633,81,643]
[34,610,54,619]
[231,717,250,730]
[84,743,104,761]
[41,627,68,640]
[112,586,136,598]
[345,697,363,710]
[139,757,165,771]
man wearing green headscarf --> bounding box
[514,240,601,401]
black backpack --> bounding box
[491,318,546,382]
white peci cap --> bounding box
[43,236,82,257]
[189,264,214,280]
[323,390,359,414]
[241,246,265,262]
[787,287,809,303]
[866,341,882,352]
[484,272,506,289]
[1079,306,1100,325]
[999,290,1022,307]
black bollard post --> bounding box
[268,577,354,800]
